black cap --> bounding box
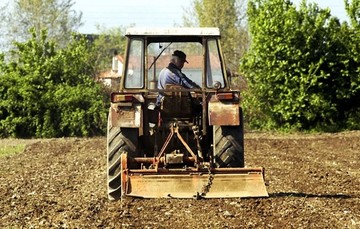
[172,50,188,63]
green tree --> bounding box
[0,3,8,51]
[89,26,127,76]
[0,30,107,138]
[184,0,248,72]
[343,0,360,128]
[241,0,360,131]
[1,0,82,49]
[345,0,360,28]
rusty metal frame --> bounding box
[119,152,268,199]
[156,123,198,163]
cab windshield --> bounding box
[124,39,225,89]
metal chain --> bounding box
[201,166,214,196]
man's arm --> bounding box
[179,74,201,89]
[162,67,201,89]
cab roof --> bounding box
[125,27,220,37]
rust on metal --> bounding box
[130,156,197,165]
[120,163,268,198]
[120,153,128,196]
[110,103,142,128]
[208,101,239,126]
[125,170,268,198]
[156,124,198,161]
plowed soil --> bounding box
[1,132,359,228]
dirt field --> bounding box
[1,131,359,228]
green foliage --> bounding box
[0,0,82,50]
[345,0,360,28]
[90,26,127,75]
[186,0,249,72]
[241,0,360,131]
[0,30,107,138]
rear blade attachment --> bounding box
[120,153,268,199]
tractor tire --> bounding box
[213,111,244,168]
[107,114,138,200]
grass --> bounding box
[0,140,28,158]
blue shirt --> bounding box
[158,63,200,89]
[156,63,200,106]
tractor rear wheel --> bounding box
[107,115,138,200]
[213,111,244,168]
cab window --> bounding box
[206,39,225,88]
[125,39,144,88]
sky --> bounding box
[73,0,348,34]
[72,0,193,33]
[0,0,349,34]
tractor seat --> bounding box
[160,85,193,121]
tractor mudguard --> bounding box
[110,103,142,128]
[208,98,240,126]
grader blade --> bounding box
[120,155,268,199]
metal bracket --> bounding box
[156,123,198,163]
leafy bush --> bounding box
[0,30,108,138]
[241,0,360,131]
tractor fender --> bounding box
[208,95,240,126]
[109,103,143,128]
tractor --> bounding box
[107,27,268,200]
